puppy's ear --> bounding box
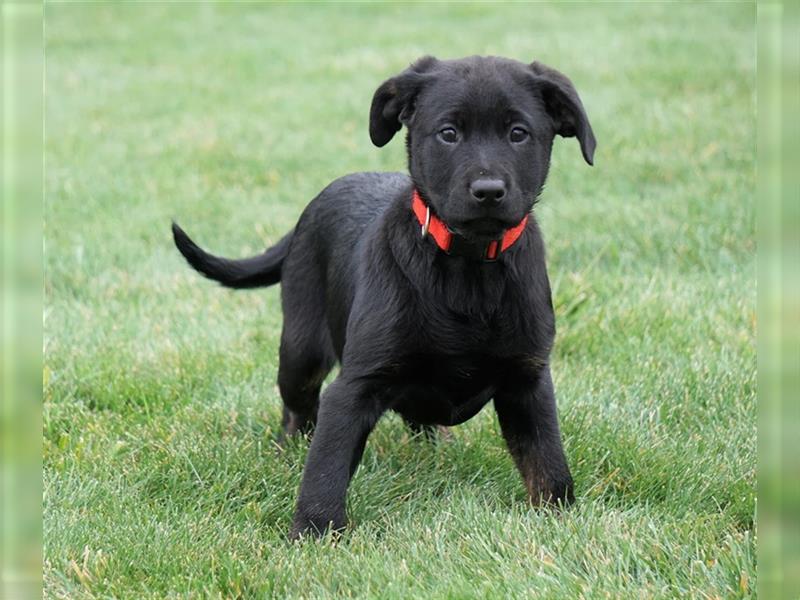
[369,56,439,147]
[530,61,596,165]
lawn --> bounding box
[44,3,756,598]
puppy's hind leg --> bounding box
[277,326,335,440]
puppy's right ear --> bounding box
[369,56,439,147]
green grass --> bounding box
[44,3,756,598]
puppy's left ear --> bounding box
[369,56,439,147]
[530,61,596,165]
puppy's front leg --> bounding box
[494,366,574,506]
[290,376,381,539]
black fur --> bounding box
[172,55,595,539]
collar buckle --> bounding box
[420,205,431,238]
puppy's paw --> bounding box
[403,420,453,442]
[437,425,454,441]
[289,510,347,541]
[528,475,574,509]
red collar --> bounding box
[411,189,529,261]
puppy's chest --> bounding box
[387,353,500,424]
[414,305,534,356]
[402,352,500,383]
[375,312,548,425]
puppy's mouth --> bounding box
[450,217,518,240]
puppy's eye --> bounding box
[437,127,459,144]
[509,127,529,143]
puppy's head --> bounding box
[370,56,595,240]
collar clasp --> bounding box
[420,205,431,238]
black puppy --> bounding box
[172,55,595,539]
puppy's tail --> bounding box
[171,222,292,289]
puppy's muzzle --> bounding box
[469,178,506,207]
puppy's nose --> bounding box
[469,179,506,205]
